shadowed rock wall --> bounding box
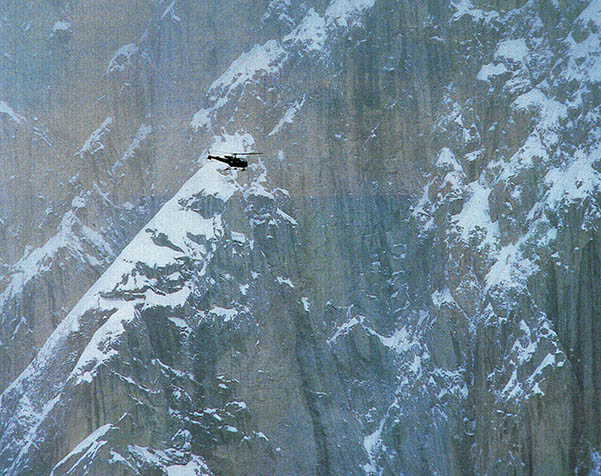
[2,1,601,475]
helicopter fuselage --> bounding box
[207,154,248,169]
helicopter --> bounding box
[207,152,262,170]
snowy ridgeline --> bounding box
[0,131,296,475]
[2,0,601,474]
[413,0,601,297]
[359,1,601,473]
[190,0,375,132]
[49,424,212,476]
[413,0,597,358]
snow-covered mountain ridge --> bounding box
[2,0,601,474]
[0,149,303,475]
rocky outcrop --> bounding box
[2,0,601,475]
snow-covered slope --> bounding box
[0,142,305,475]
[3,0,601,475]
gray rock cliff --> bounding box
[2,0,601,475]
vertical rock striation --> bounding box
[2,0,601,475]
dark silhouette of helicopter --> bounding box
[207,152,262,170]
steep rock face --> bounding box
[2,0,601,475]
[0,0,274,392]
[187,4,601,473]
[1,156,406,475]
